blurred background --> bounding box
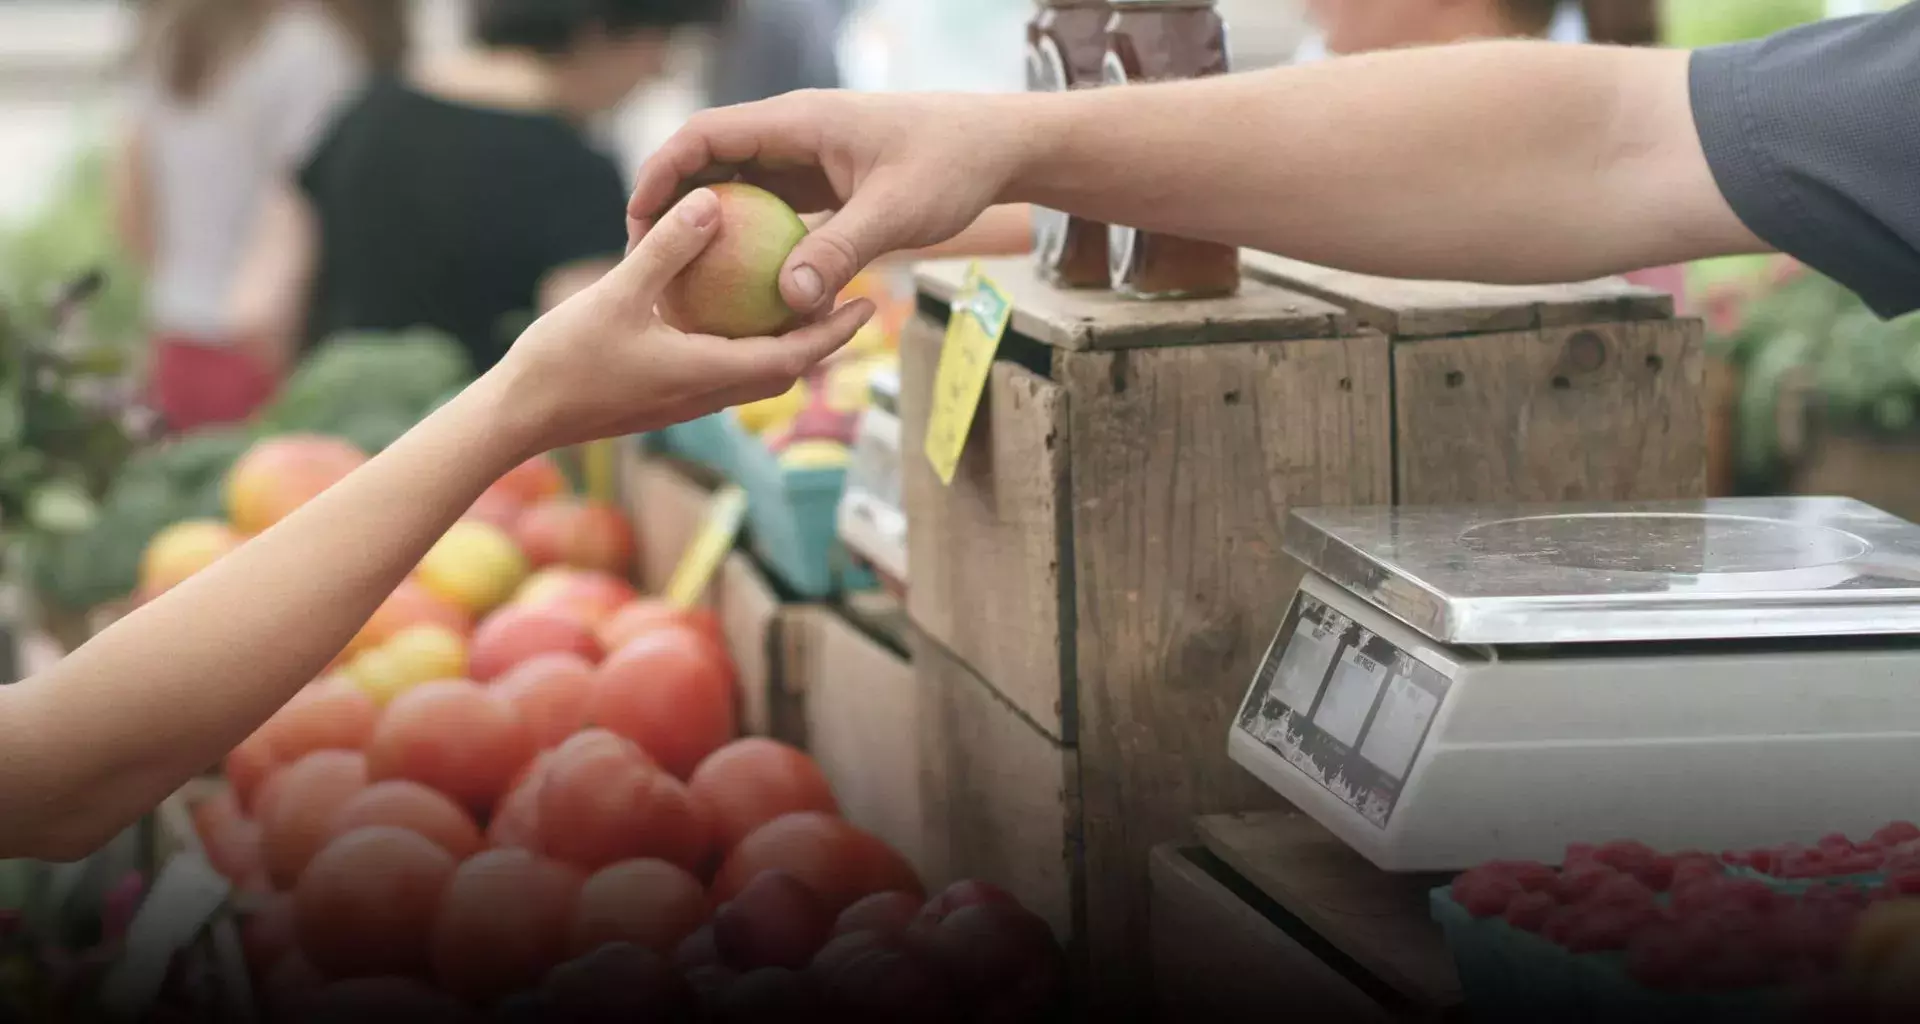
[0,0,1914,650]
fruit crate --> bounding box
[645,412,876,600]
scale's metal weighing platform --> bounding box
[1229,496,1920,873]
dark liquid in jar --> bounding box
[1028,1,1113,289]
[1105,1,1241,300]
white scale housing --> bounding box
[1228,497,1920,872]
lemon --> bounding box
[780,440,852,471]
[418,521,528,615]
[736,382,809,435]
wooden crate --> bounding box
[898,255,1705,1015]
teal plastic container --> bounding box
[1429,888,1790,1024]
[645,413,875,599]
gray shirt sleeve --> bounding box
[1690,6,1920,319]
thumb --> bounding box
[610,188,721,302]
[779,177,914,315]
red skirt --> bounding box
[148,335,277,433]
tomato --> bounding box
[514,500,635,577]
[487,753,553,851]
[597,601,726,661]
[365,680,536,817]
[713,812,925,919]
[492,455,568,506]
[688,739,839,853]
[467,607,603,683]
[294,827,456,980]
[567,859,708,957]
[227,730,280,814]
[327,781,484,861]
[713,871,834,971]
[205,815,265,886]
[350,581,475,657]
[489,653,594,750]
[260,752,370,890]
[431,849,584,1006]
[536,730,711,873]
[259,679,379,763]
[588,630,737,779]
[516,570,637,630]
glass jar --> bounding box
[1103,0,1241,300]
[1028,0,1114,289]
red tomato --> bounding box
[258,678,378,763]
[515,499,635,576]
[328,781,484,861]
[294,827,456,980]
[227,731,280,814]
[260,751,370,890]
[463,488,527,533]
[205,814,265,886]
[468,607,603,683]
[688,739,839,852]
[365,680,536,817]
[597,601,726,661]
[490,653,595,749]
[487,753,553,851]
[517,570,637,629]
[567,859,709,957]
[589,630,736,779]
[536,730,711,873]
[350,580,474,656]
[714,812,924,919]
[491,455,567,506]
[431,849,584,1005]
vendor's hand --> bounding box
[497,187,875,453]
[626,90,1027,318]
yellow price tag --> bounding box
[581,439,617,504]
[925,264,1013,486]
[664,485,747,609]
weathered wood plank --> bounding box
[914,631,1080,945]
[1150,844,1403,1024]
[1393,319,1707,503]
[900,311,1073,741]
[1061,332,1395,1014]
[1241,250,1673,339]
[1195,811,1462,1011]
[914,258,1346,351]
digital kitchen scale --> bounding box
[1228,496,1920,872]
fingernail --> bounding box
[679,188,719,227]
[790,265,823,307]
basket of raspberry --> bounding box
[1430,830,1920,1024]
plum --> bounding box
[712,871,832,970]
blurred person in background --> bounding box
[704,0,845,107]
[229,0,724,380]
[112,0,407,433]
[1301,0,1686,302]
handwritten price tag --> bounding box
[925,264,1013,486]
[664,485,747,609]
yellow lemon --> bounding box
[780,440,852,471]
[736,382,809,435]
[382,624,468,685]
[418,520,528,615]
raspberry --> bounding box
[1563,904,1659,953]
[1477,860,1560,894]
[1816,832,1856,856]
[1586,873,1659,913]
[1626,923,1704,991]
[1555,860,1618,904]
[1594,839,1662,878]
[1868,822,1920,849]
[1500,890,1557,933]
[1451,869,1524,918]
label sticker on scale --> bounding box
[1236,592,1451,829]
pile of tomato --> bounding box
[1448,823,1920,998]
[190,580,1066,1021]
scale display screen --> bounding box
[1236,591,1453,828]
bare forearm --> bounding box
[1008,42,1760,284]
[890,204,1035,262]
[0,367,540,858]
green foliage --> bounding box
[258,328,472,440]
[1661,0,1827,47]
[0,145,146,361]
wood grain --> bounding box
[714,552,792,740]
[1393,319,1707,503]
[792,606,930,882]
[900,311,1074,741]
[1241,250,1673,339]
[1789,427,1920,525]
[1060,332,1395,1013]
[914,630,1080,944]
[621,450,724,599]
[1150,844,1402,1024]
[1195,812,1462,1010]
[914,257,1347,351]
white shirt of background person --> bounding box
[127,1,366,341]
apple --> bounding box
[658,183,809,339]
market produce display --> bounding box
[169,454,1066,1021]
[1435,825,1920,1020]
